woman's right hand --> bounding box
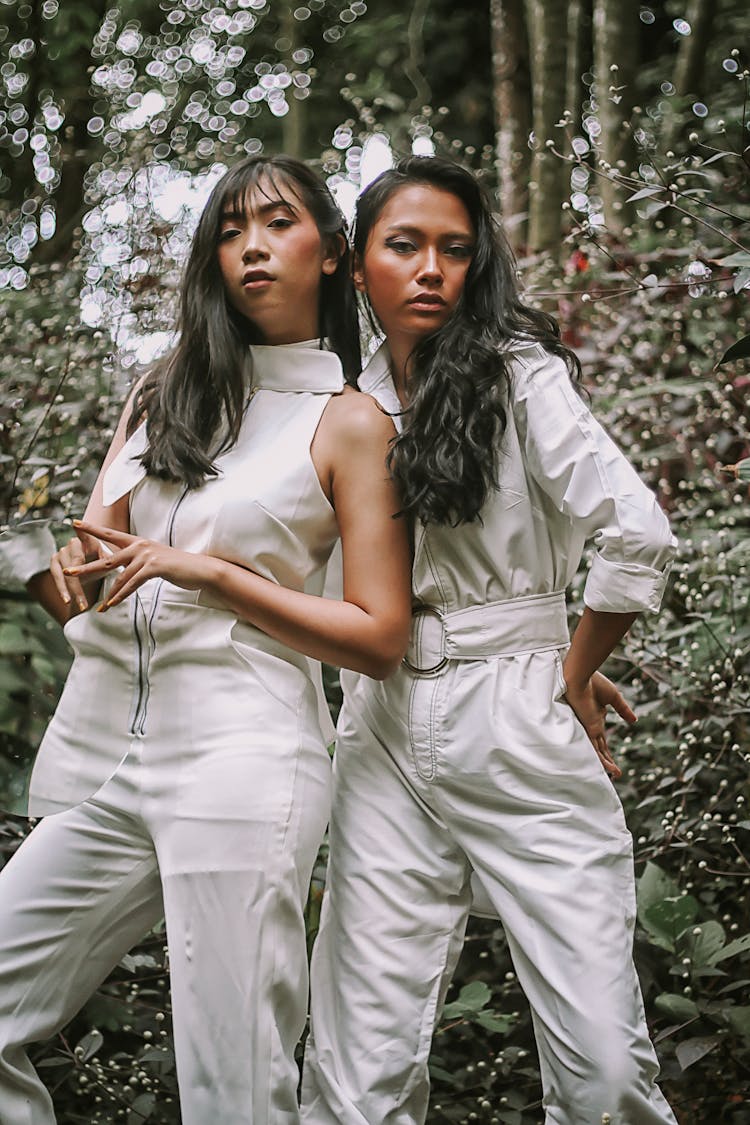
[49,529,109,613]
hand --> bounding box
[561,670,635,780]
[63,520,218,611]
[49,528,110,613]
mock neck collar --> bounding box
[249,339,344,393]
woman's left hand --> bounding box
[562,670,635,780]
[63,520,218,610]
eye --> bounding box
[445,243,473,259]
[385,238,416,254]
[268,217,294,229]
[218,226,241,242]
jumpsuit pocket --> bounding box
[407,673,443,782]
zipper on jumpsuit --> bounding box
[128,486,190,738]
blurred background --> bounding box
[1,1,749,1121]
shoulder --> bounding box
[503,341,577,401]
[321,387,399,448]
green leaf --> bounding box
[643,896,699,950]
[475,1011,514,1033]
[627,186,666,201]
[637,862,679,929]
[715,334,750,367]
[675,1036,721,1070]
[690,921,726,967]
[710,933,750,966]
[128,1093,156,1123]
[76,1028,103,1062]
[727,1007,750,1039]
[442,980,492,1018]
[718,251,750,267]
[733,268,750,294]
[655,993,699,1022]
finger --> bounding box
[606,686,637,725]
[98,559,148,610]
[49,554,72,606]
[595,735,622,780]
[75,527,112,560]
[596,749,622,779]
[73,520,135,549]
[63,546,134,578]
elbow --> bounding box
[355,627,410,681]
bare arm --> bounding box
[69,394,413,679]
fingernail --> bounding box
[96,602,108,613]
[61,592,70,605]
[77,597,87,611]
[64,567,80,576]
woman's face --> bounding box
[354,183,475,346]
[217,176,341,345]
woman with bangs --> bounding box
[302,156,677,1125]
[0,155,411,1124]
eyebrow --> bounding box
[384,224,473,240]
[220,200,299,222]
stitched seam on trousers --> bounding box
[428,673,442,779]
[408,678,437,783]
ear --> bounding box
[352,251,366,294]
[321,232,346,277]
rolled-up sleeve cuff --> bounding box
[584,552,672,614]
[0,521,57,588]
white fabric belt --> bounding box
[403,590,570,676]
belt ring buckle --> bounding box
[402,603,448,677]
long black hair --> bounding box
[353,155,580,525]
[130,155,360,489]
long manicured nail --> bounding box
[96,602,108,613]
[64,567,80,576]
[77,597,87,611]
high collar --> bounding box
[249,339,344,393]
[101,341,344,506]
[358,342,405,431]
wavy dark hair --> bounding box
[130,155,360,488]
[353,155,581,525]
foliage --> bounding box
[1,2,750,1123]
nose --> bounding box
[416,246,443,285]
[241,224,270,263]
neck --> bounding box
[385,334,417,408]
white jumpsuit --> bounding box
[0,341,343,1125]
[302,342,679,1125]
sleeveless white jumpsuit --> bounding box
[302,342,678,1125]
[0,341,342,1125]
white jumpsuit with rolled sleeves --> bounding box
[0,342,342,1125]
[302,342,678,1125]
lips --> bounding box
[242,269,274,288]
[408,292,447,309]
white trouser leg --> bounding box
[302,722,472,1125]
[149,734,332,1125]
[303,654,676,1125]
[0,798,163,1125]
[437,652,677,1125]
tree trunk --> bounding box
[663,0,716,151]
[32,2,108,265]
[490,0,532,249]
[673,0,716,98]
[565,0,592,131]
[524,0,567,253]
[592,0,639,236]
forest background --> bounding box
[0,0,749,1121]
